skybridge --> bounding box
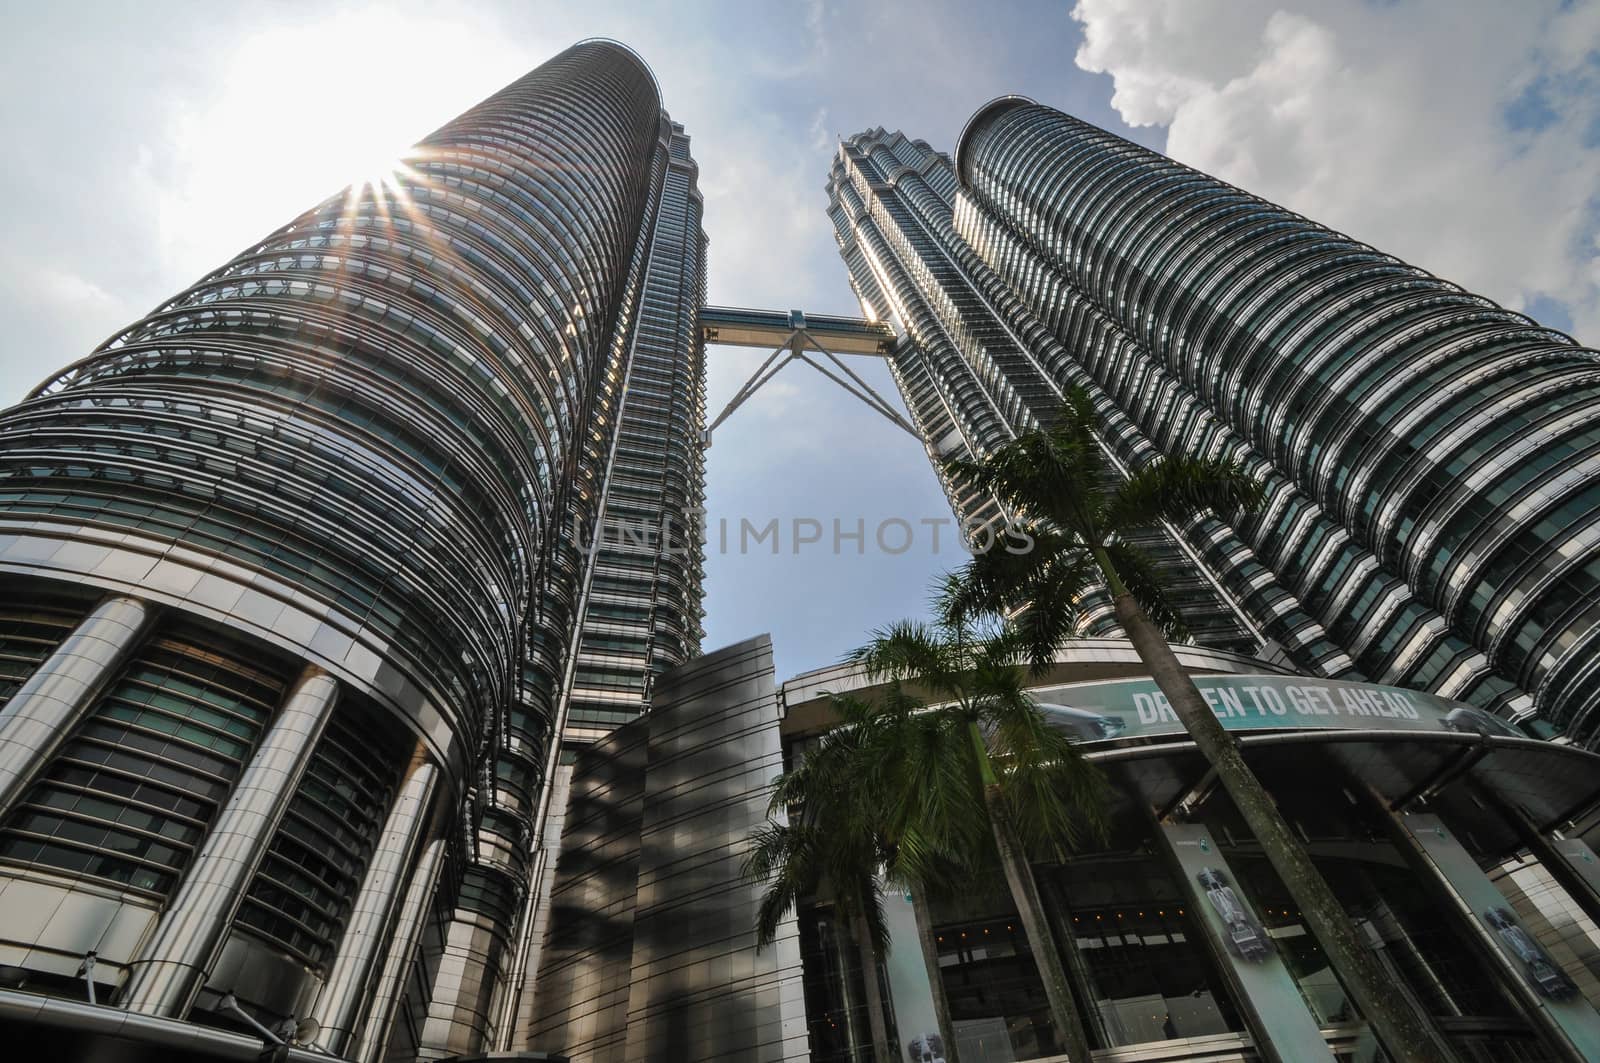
[698,305,916,446]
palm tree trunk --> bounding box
[1040,877,1109,1048]
[910,886,961,1063]
[983,783,1095,1062]
[832,915,867,1063]
[1104,580,1450,1063]
[851,902,896,1063]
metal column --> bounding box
[353,826,450,1063]
[0,595,152,817]
[119,664,339,1017]
[312,747,439,1055]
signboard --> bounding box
[1159,823,1337,1063]
[880,889,949,1063]
[1026,673,1524,745]
[1403,814,1600,1059]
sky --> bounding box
[1,1,1597,681]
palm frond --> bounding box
[945,423,1104,536]
[940,528,1072,621]
[849,619,964,697]
[1104,456,1264,532]
[989,703,1109,857]
[1055,384,1098,443]
[745,821,821,949]
[879,707,992,873]
[1007,550,1100,673]
[1103,539,1188,640]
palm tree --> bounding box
[943,384,1450,1063]
[847,605,1108,1063]
[745,713,897,1063]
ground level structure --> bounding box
[523,636,1600,1063]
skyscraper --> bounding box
[828,102,1600,742]
[0,38,704,1061]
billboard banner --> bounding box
[879,888,949,1063]
[1158,823,1339,1063]
[1402,814,1600,1058]
[1025,673,1523,745]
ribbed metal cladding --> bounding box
[0,35,708,1057]
[563,121,708,744]
[953,100,1600,737]
[489,118,709,1054]
[827,129,1270,658]
[0,621,294,900]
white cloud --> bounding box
[1073,0,1600,341]
[808,108,832,154]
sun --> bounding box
[157,8,529,273]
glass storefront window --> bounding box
[796,905,866,1063]
[1044,857,1243,1048]
[928,890,1059,1062]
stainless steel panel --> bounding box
[500,762,576,1046]
[0,868,158,984]
[352,828,448,1063]
[200,929,323,1021]
[522,636,809,1063]
[0,985,333,1061]
[416,911,511,1058]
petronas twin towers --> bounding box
[0,35,1598,1063]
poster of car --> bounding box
[1160,823,1338,1061]
[1197,868,1272,962]
[1405,813,1600,1058]
[1482,907,1577,1000]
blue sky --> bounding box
[1,1,1596,680]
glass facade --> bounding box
[0,620,292,899]
[1043,857,1242,1048]
[827,129,1283,662]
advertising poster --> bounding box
[1028,673,1524,746]
[1403,813,1600,1059]
[880,888,948,1063]
[1160,823,1337,1063]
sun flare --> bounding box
[160,8,527,272]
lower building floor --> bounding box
[5,630,1600,1063]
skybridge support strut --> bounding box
[699,307,917,446]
